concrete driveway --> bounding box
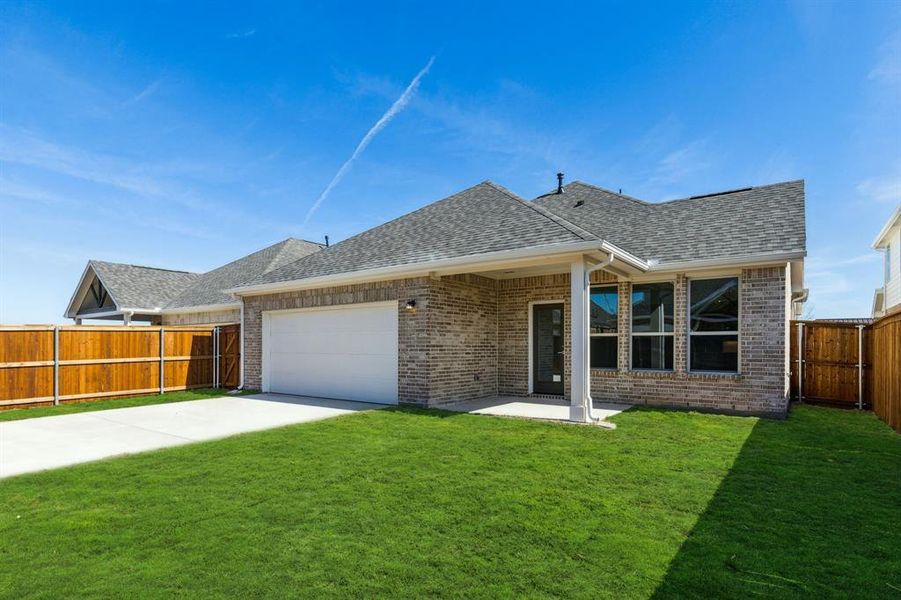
[0,393,381,479]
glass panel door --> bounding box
[533,303,564,395]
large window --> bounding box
[631,282,673,370]
[689,277,739,372]
[590,285,618,369]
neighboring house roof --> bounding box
[815,317,874,325]
[532,180,806,265]
[165,238,323,309]
[88,261,201,310]
[250,182,596,286]
[872,203,901,248]
[66,238,323,318]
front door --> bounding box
[532,303,564,395]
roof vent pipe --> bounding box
[324,235,329,247]
[556,172,564,194]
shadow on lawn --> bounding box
[650,405,901,599]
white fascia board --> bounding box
[598,241,650,271]
[227,241,608,296]
[63,262,100,318]
[647,251,807,273]
[872,204,901,248]
[72,307,161,319]
[160,302,241,315]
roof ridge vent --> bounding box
[689,187,753,200]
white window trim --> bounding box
[630,280,675,371]
[589,284,618,370]
[687,276,741,375]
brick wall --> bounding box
[241,265,788,415]
[242,274,497,406]
[427,274,498,405]
[588,266,789,415]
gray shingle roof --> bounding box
[252,182,594,286]
[165,239,322,308]
[89,261,201,310]
[533,180,806,265]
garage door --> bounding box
[263,301,399,404]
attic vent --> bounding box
[689,187,753,200]
[574,200,584,208]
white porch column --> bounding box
[570,257,589,422]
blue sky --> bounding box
[1,1,899,323]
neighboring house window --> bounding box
[632,282,674,370]
[689,277,739,373]
[590,285,618,369]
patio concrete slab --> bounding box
[0,394,380,479]
[444,396,630,423]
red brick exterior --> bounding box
[241,265,789,414]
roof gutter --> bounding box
[646,251,806,273]
[227,240,625,296]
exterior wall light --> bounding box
[404,299,417,311]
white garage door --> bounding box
[263,301,399,405]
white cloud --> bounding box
[857,171,901,204]
[123,78,163,106]
[226,29,257,39]
[869,32,901,87]
[303,56,435,224]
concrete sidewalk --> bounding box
[0,394,381,479]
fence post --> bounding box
[159,327,165,395]
[53,326,60,406]
[858,324,864,410]
[214,326,220,389]
[797,322,804,401]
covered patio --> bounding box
[443,396,630,426]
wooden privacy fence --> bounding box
[0,324,240,410]
[790,312,900,433]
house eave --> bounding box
[872,204,901,248]
[160,302,241,315]
[646,251,807,273]
[227,241,640,296]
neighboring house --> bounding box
[64,238,323,325]
[220,177,806,419]
[872,204,901,318]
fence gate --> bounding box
[790,321,868,408]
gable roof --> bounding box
[533,180,806,265]
[249,182,595,286]
[87,261,201,311]
[165,238,323,309]
[873,203,901,249]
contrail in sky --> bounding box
[303,56,435,225]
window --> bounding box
[689,277,739,372]
[590,285,618,369]
[631,282,673,370]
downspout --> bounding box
[238,297,245,390]
[582,252,616,426]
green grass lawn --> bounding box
[0,388,232,422]
[0,405,898,598]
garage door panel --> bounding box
[264,303,399,405]
[270,331,395,356]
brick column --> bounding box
[618,281,631,372]
[674,274,688,373]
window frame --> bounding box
[630,280,675,371]
[687,275,741,374]
[589,284,619,370]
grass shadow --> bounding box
[650,405,901,599]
